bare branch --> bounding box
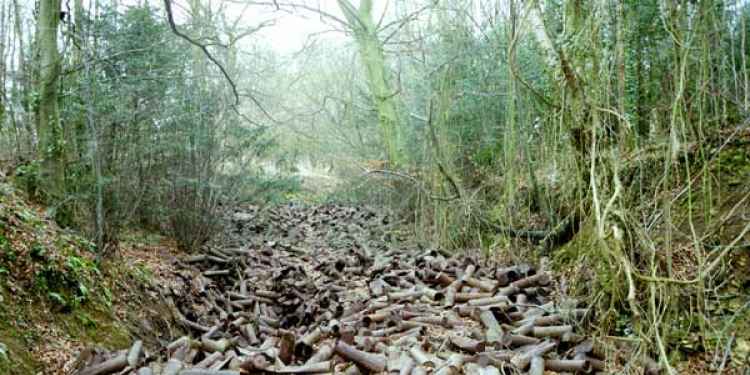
[163,0,239,105]
[163,0,279,123]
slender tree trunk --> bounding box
[12,0,32,150]
[1,0,7,129]
[338,0,404,167]
[742,6,748,111]
[80,9,104,253]
[615,0,626,141]
[74,0,83,62]
[36,0,66,205]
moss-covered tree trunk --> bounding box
[36,0,66,205]
[338,0,404,167]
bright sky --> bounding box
[11,0,357,55]
[249,3,348,54]
[223,1,388,55]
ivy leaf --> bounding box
[48,292,66,307]
[78,284,89,298]
[0,342,7,362]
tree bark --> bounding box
[337,0,404,167]
[36,0,66,204]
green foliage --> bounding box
[716,148,750,187]
[13,161,40,199]
[76,312,97,329]
[235,173,302,205]
[0,236,16,262]
[47,4,278,250]
[29,242,45,260]
[33,257,94,311]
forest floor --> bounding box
[0,179,189,374]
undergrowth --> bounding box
[0,181,173,374]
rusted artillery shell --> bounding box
[388,289,424,301]
[454,305,478,319]
[478,310,504,344]
[497,285,519,296]
[275,361,332,373]
[201,337,231,353]
[510,340,557,369]
[443,281,460,307]
[544,359,591,373]
[468,295,510,307]
[495,267,521,286]
[531,325,573,338]
[575,353,605,372]
[306,342,334,364]
[398,351,416,375]
[420,286,443,301]
[363,310,393,326]
[463,362,501,375]
[241,324,259,345]
[508,334,540,346]
[529,356,544,375]
[408,346,441,368]
[78,352,128,375]
[512,322,534,336]
[334,340,387,372]
[127,340,143,368]
[295,328,324,359]
[449,335,486,353]
[459,264,477,281]
[455,292,493,303]
[434,353,465,375]
[424,271,455,286]
[195,352,223,369]
[162,359,184,375]
[465,277,497,292]
[409,315,447,326]
[510,273,550,289]
[178,370,240,375]
[524,314,562,326]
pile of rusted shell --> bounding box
[75,205,605,375]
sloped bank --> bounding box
[0,181,180,374]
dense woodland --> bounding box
[0,0,749,373]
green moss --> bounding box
[552,218,631,336]
[715,147,750,186]
[59,303,132,348]
[0,182,173,373]
[0,288,38,375]
[0,284,132,375]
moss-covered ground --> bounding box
[0,182,177,374]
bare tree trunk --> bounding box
[615,0,626,140]
[337,0,404,167]
[11,0,31,151]
[0,0,6,123]
[78,0,104,253]
[36,0,67,205]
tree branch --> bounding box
[164,0,279,123]
[163,0,239,105]
[364,169,459,202]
